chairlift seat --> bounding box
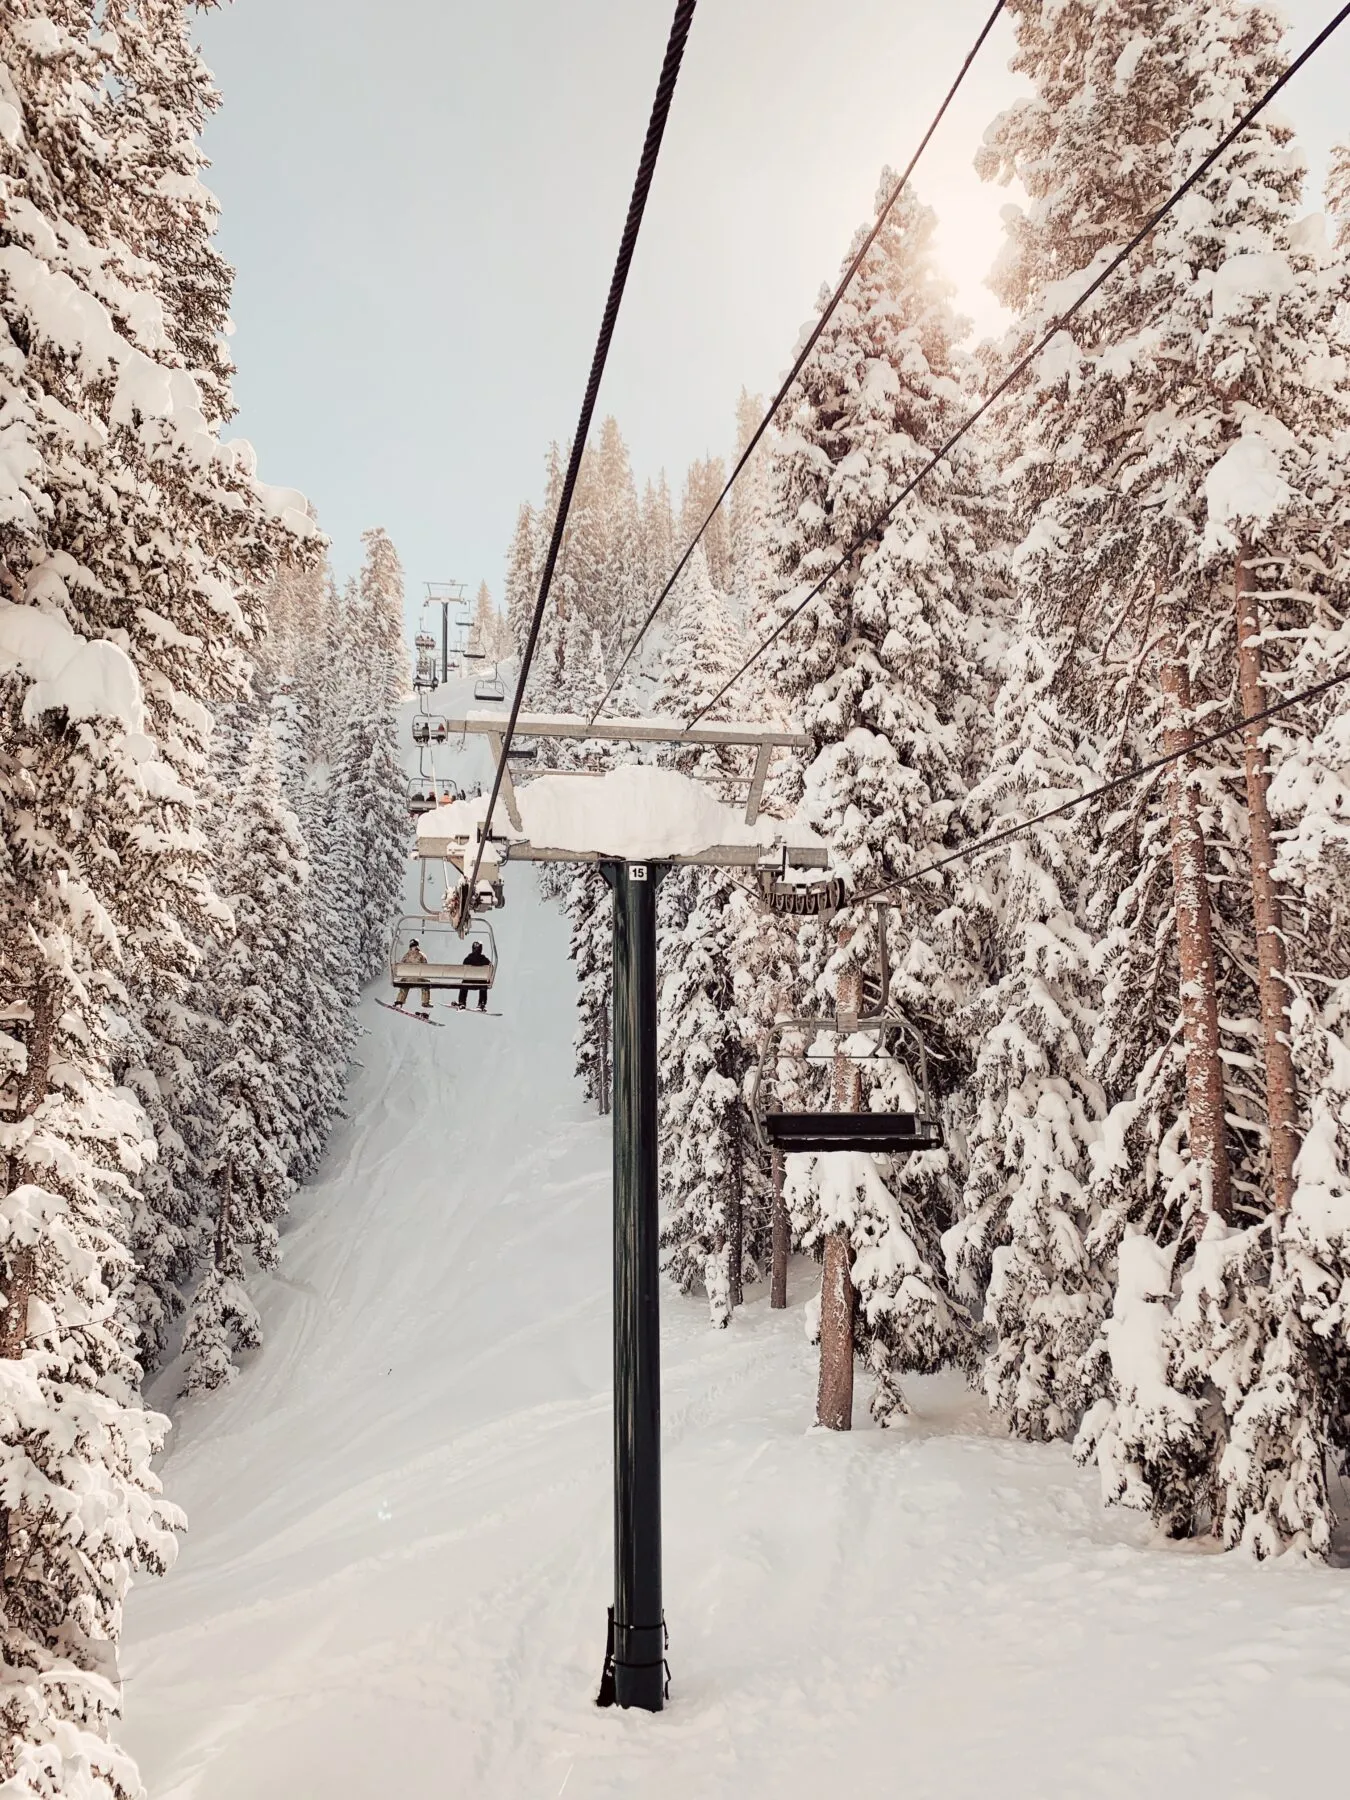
[764,1112,944,1155]
[474,678,507,702]
[392,959,494,991]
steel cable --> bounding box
[588,0,1008,726]
[686,1,1350,729]
[846,667,1350,911]
[466,0,698,900]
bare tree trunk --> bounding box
[1160,643,1233,1222]
[817,954,863,1430]
[817,1232,855,1430]
[1236,553,1300,1211]
[727,1122,744,1309]
[598,1002,611,1117]
[215,1156,233,1269]
[770,1146,788,1309]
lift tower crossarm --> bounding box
[445,711,808,749]
[443,712,810,827]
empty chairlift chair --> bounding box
[750,1013,943,1155]
[748,909,943,1155]
[474,667,507,703]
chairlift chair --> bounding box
[750,1013,944,1155]
[747,911,943,1155]
[390,916,498,996]
[474,668,507,703]
[756,857,844,920]
[412,717,453,746]
[405,778,438,818]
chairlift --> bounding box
[747,913,943,1156]
[474,667,507,703]
[463,638,487,661]
[390,916,498,997]
[405,778,438,818]
[412,717,453,746]
[756,857,844,920]
[750,1014,943,1155]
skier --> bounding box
[454,940,492,1012]
[394,939,431,1012]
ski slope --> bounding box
[122,696,1350,1798]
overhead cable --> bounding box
[466,0,698,900]
[847,666,1350,909]
[589,0,1008,726]
[686,0,1350,729]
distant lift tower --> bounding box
[434,712,828,1711]
[424,580,471,685]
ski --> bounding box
[376,1000,445,1027]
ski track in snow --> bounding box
[123,688,1350,1798]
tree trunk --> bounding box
[215,1156,233,1269]
[1160,643,1233,1222]
[727,1121,744,1309]
[816,1232,855,1430]
[816,952,863,1430]
[770,1147,788,1309]
[1235,553,1300,1211]
[598,1001,611,1117]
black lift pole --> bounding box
[599,858,667,1710]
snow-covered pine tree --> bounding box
[182,728,309,1392]
[1,2,313,1782]
[1327,145,1350,248]
[287,768,360,1181]
[946,628,1109,1440]
[357,528,409,703]
[331,655,409,983]
[980,0,1350,1546]
[760,172,993,1423]
[727,388,770,613]
[679,454,732,590]
[640,472,676,617]
[505,503,538,664]
[654,551,767,1322]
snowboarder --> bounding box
[454,941,492,1012]
[394,939,431,1012]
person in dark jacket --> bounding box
[454,941,491,1011]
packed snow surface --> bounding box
[122,693,1350,1797]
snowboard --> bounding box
[376,1000,445,1027]
[443,1005,502,1017]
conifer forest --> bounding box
[6,1,1350,1795]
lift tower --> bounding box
[425,711,827,1710]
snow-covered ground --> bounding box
[122,703,1350,1798]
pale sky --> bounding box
[196,1,1347,623]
